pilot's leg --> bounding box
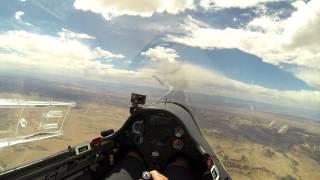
[105,151,145,180]
[163,156,194,180]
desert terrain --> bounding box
[0,75,319,180]
[199,105,320,180]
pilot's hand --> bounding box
[150,170,168,180]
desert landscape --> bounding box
[199,105,320,180]
[0,75,319,180]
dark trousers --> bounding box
[105,156,193,180]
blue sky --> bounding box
[0,0,319,109]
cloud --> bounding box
[14,11,33,26]
[73,0,194,20]
[247,15,284,33]
[167,0,320,89]
[138,45,320,109]
[200,0,284,9]
[1,29,318,110]
[180,64,320,109]
[15,11,24,20]
[58,28,96,40]
[283,0,320,50]
[167,16,287,66]
[140,46,188,90]
[94,47,125,59]
[141,46,179,63]
[57,29,125,61]
[294,68,320,90]
[291,0,306,10]
[141,56,320,109]
[0,30,136,82]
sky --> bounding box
[0,0,319,110]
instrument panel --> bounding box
[117,111,198,169]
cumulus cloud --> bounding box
[168,16,289,66]
[142,56,320,109]
[1,29,318,109]
[94,47,125,59]
[58,28,96,40]
[138,45,320,109]
[141,46,188,90]
[57,29,124,60]
[15,11,24,20]
[167,0,320,90]
[73,0,194,20]
[247,15,284,33]
[0,30,140,83]
[283,0,320,50]
[200,0,284,9]
[294,68,320,90]
[141,46,179,63]
[291,0,306,10]
[180,63,320,109]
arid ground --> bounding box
[0,76,319,180]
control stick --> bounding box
[142,171,152,180]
